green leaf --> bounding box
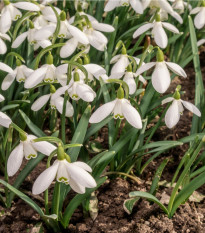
[129,191,169,214]
[0,179,44,216]
[123,197,140,214]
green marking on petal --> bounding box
[114,114,124,119]
[58,177,68,183]
[27,154,37,159]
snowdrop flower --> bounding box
[0,30,10,54]
[32,146,96,194]
[190,1,205,29]
[90,86,142,129]
[148,0,183,23]
[40,4,61,23]
[135,49,187,93]
[0,94,12,128]
[31,85,74,117]
[0,0,40,34]
[172,0,192,14]
[12,22,54,50]
[32,14,49,30]
[24,53,59,89]
[133,14,179,49]
[1,60,33,91]
[162,88,201,128]
[7,134,56,176]
[104,0,146,14]
[197,39,205,47]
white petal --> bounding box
[138,75,147,84]
[7,143,24,176]
[111,56,129,77]
[123,72,136,95]
[34,25,55,40]
[170,11,183,24]
[135,62,156,77]
[23,142,37,160]
[32,161,59,195]
[52,86,68,98]
[181,100,201,117]
[165,62,187,77]
[130,0,143,14]
[162,97,174,105]
[87,31,107,51]
[60,38,78,58]
[76,83,96,102]
[0,8,11,33]
[1,73,16,90]
[190,7,201,15]
[0,94,5,102]
[122,99,142,129]
[197,39,205,47]
[41,6,61,23]
[22,65,34,77]
[72,161,92,172]
[67,24,89,45]
[162,22,179,34]
[0,33,11,41]
[24,66,47,88]
[89,100,117,123]
[0,111,12,128]
[11,31,29,48]
[31,94,50,111]
[69,179,85,194]
[104,0,120,11]
[38,39,52,48]
[152,22,168,49]
[165,100,180,128]
[32,141,56,156]
[194,8,205,30]
[133,23,153,38]
[9,5,22,21]
[54,97,74,117]
[13,2,40,11]
[110,54,122,64]
[0,38,7,54]
[0,62,13,73]
[56,64,68,75]
[84,64,106,79]
[66,163,97,188]
[91,22,115,32]
[152,62,170,93]
[56,161,70,183]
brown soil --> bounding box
[0,50,205,232]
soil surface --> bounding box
[0,49,205,232]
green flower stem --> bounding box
[11,123,26,137]
[49,4,61,44]
[53,181,61,217]
[61,92,69,144]
[4,52,25,64]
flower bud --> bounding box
[117,86,124,99]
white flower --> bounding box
[1,63,33,90]
[172,0,192,14]
[110,54,130,79]
[7,134,56,176]
[190,6,205,29]
[89,98,142,129]
[162,97,201,128]
[24,64,58,89]
[32,159,97,194]
[135,60,187,93]
[0,1,40,34]
[12,24,54,50]
[40,5,61,23]
[104,0,146,14]
[133,21,179,49]
[148,0,183,23]
[197,39,205,47]
[0,31,10,54]
[31,86,74,117]
[0,94,12,128]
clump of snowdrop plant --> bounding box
[0,0,204,231]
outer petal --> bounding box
[66,163,97,188]
[0,94,5,102]
[32,141,56,156]
[104,0,120,11]
[54,97,74,117]
[12,2,40,11]
[41,6,61,23]
[135,62,156,77]
[7,143,24,176]
[67,24,89,45]
[91,22,115,32]
[69,179,85,194]
[0,111,12,128]
[0,62,13,73]
[130,0,143,14]
[89,100,117,123]
[181,100,201,117]
[38,39,52,48]
[0,38,7,54]
[190,7,201,15]
[83,64,106,79]
[34,25,55,40]
[162,22,179,34]
[111,56,129,77]
[165,62,187,77]
[72,161,92,172]
[31,94,51,111]
[162,97,174,105]
[122,100,142,129]
[60,38,78,58]
[0,8,11,33]
[123,72,136,95]
[1,73,16,90]
[165,100,180,128]
[24,66,47,88]
[32,161,59,195]
[76,83,96,102]
[23,142,37,160]
[152,62,170,93]
[197,39,205,47]
[152,22,168,49]
[110,54,122,64]
[194,8,205,29]
[12,31,29,48]
[133,23,153,38]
